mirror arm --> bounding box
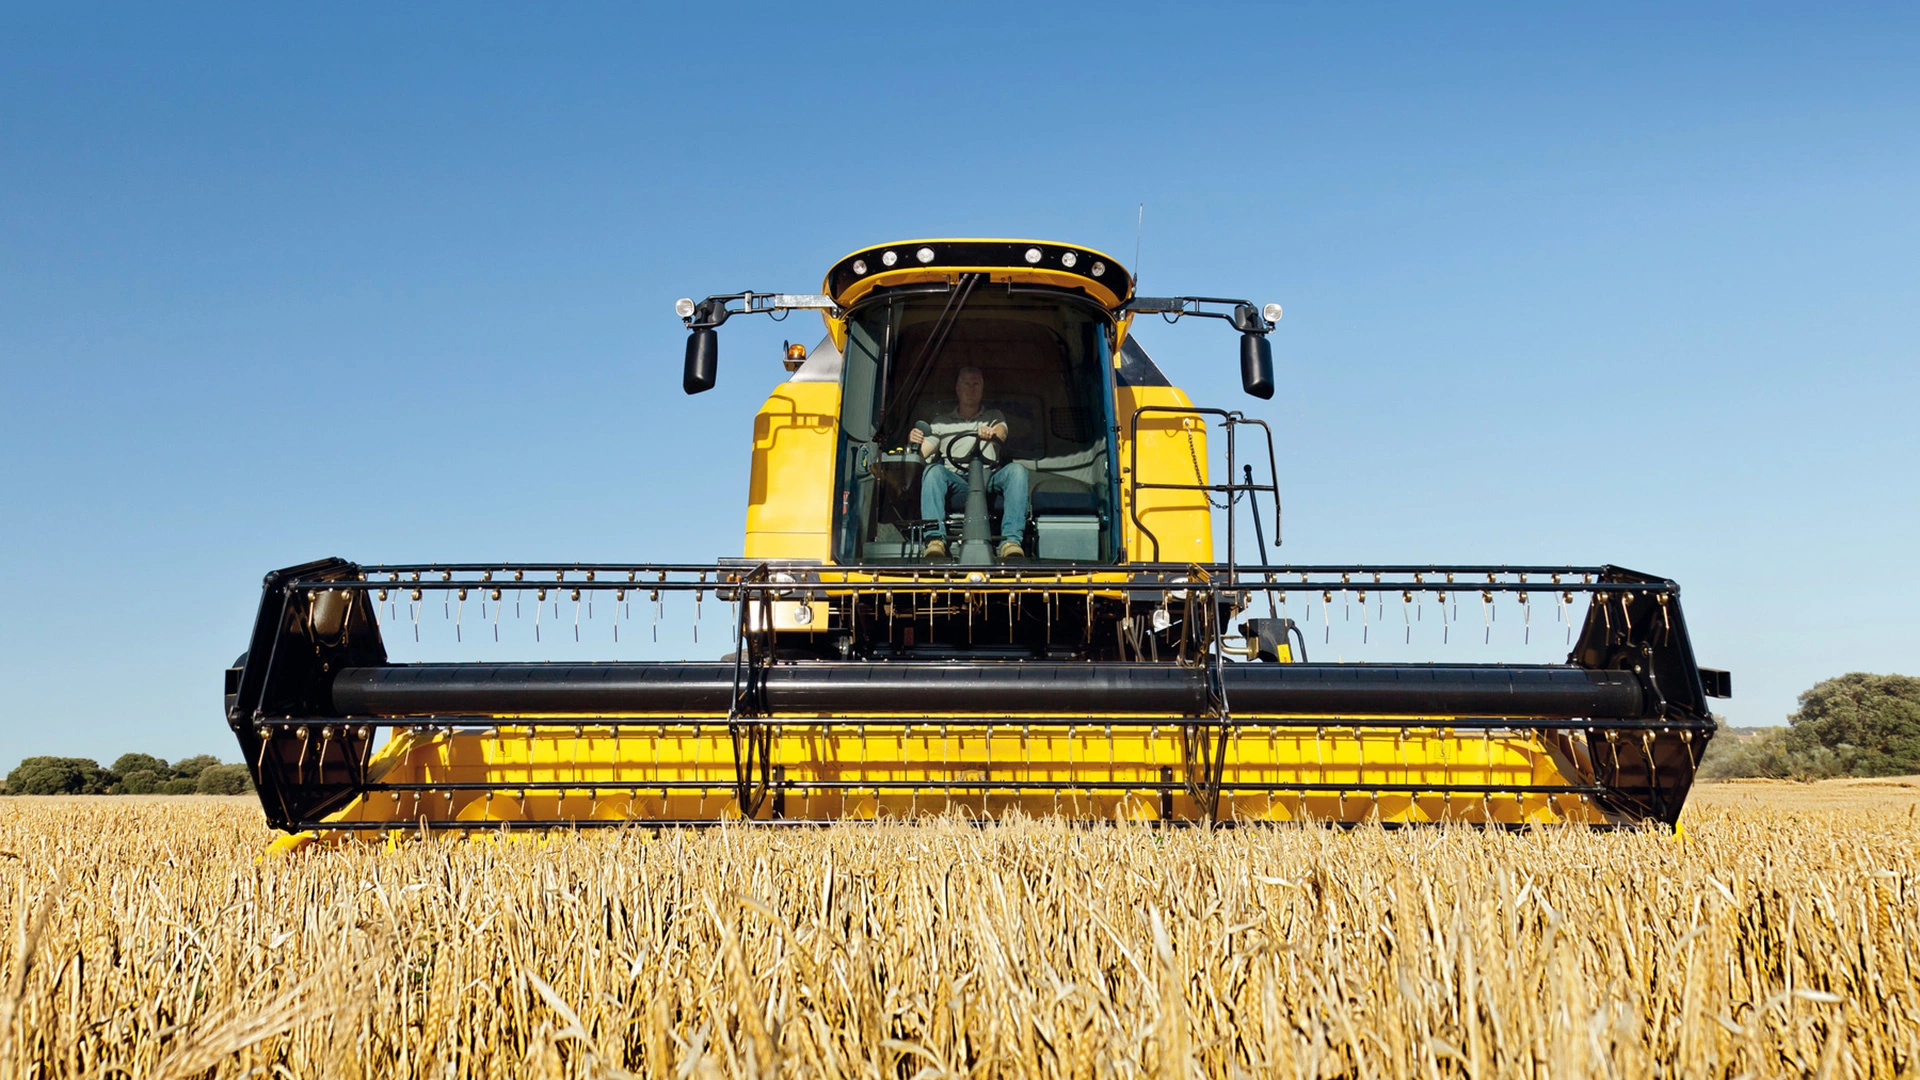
[1124,295,1275,334]
[1123,296,1279,399]
[681,292,840,330]
[675,292,842,394]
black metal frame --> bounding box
[728,564,776,817]
[227,558,1722,833]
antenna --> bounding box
[1134,203,1144,285]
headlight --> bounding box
[674,297,696,319]
[1263,303,1283,323]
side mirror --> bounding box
[683,328,718,394]
[1239,333,1274,399]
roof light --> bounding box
[852,259,868,275]
[1263,303,1283,323]
[881,249,898,267]
[1060,251,1078,268]
[916,247,935,264]
[1024,247,1042,264]
[674,297,696,319]
[1090,261,1106,277]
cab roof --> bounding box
[824,239,1134,311]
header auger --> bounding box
[228,239,1728,838]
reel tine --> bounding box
[695,571,706,644]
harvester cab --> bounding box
[678,241,1276,576]
[228,239,1728,839]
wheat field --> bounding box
[2,782,1916,1079]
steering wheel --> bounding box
[936,430,1001,470]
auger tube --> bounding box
[331,661,1653,720]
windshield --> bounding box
[833,285,1120,565]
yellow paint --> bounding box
[1115,385,1215,563]
[314,720,1612,832]
[831,266,1129,312]
[263,831,317,858]
[743,381,839,562]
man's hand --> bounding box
[977,422,1007,441]
[909,427,937,460]
[907,428,924,447]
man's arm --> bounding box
[909,421,938,459]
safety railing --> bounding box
[1124,406,1281,570]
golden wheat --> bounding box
[1,785,1916,1078]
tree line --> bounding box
[1699,672,1920,780]
[3,753,253,796]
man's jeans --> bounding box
[921,461,1030,542]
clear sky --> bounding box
[3,4,1915,766]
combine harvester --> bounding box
[227,239,1729,837]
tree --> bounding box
[120,769,167,794]
[112,753,168,777]
[1698,674,1920,780]
[195,764,252,795]
[1697,726,1804,779]
[5,757,116,795]
[1780,673,1920,777]
[170,754,221,780]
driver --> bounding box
[908,366,1030,560]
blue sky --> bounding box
[2,4,1915,765]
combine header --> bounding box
[227,239,1728,835]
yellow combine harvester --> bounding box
[227,239,1728,835]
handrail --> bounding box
[1124,405,1281,570]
